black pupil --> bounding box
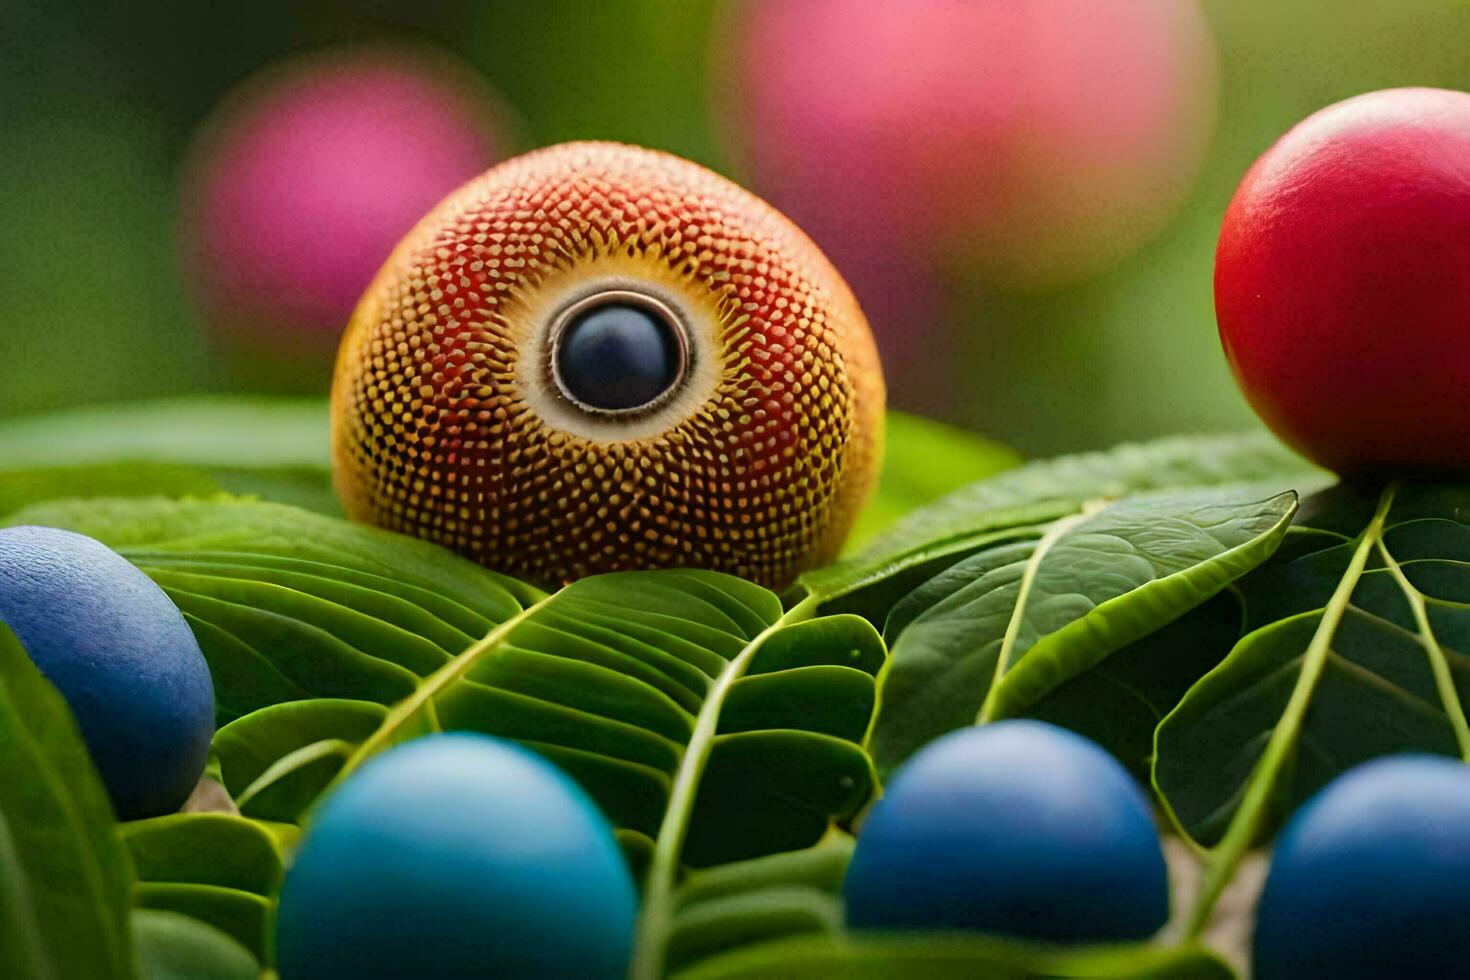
[555,302,681,411]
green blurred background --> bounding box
[3,0,1467,457]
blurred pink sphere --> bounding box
[724,0,1218,300]
[180,45,514,348]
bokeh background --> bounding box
[3,0,1466,457]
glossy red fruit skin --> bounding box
[1215,87,1470,475]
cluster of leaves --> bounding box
[7,400,1467,978]
[0,622,260,979]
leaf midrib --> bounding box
[976,510,1093,724]
[990,495,1298,721]
[1375,538,1470,757]
[802,501,1077,601]
[630,593,824,980]
[330,598,550,785]
[320,578,833,979]
[235,738,356,810]
[1182,482,1397,938]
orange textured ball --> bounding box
[331,142,884,589]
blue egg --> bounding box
[554,299,682,411]
[1254,754,1470,979]
[0,525,214,818]
[275,733,638,980]
[845,720,1169,942]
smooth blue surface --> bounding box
[556,301,680,410]
[845,720,1169,942]
[1254,754,1470,979]
[0,525,214,818]
[275,733,637,980]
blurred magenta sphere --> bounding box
[723,0,1218,301]
[179,44,514,350]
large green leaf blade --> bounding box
[0,464,228,519]
[843,411,1021,554]
[0,398,337,516]
[0,398,329,469]
[990,490,1301,716]
[132,909,259,980]
[1154,480,1470,938]
[1022,592,1244,778]
[133,884,271,965]
[4,496,539,610]
[120,813,289,962]
[665,835,854,976]
[328,573,884,980]
[805,431,1324,604]
[867,489,1298,775]
[1155,607,1459,848]
[3,498,541,721]
[675,935,1234,979]
[121,813,286,899]
[212,699,389,823]
[202,569,886,980]
[0,624,136,980]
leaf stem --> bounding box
[234,738,356,810]
[328,597,549,790]
[1376,538,1470,759]
[630,592,824,980]
[1182,482,1397,939]
[977,505,1098,724]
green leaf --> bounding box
[3,497,542,722]
[121,813,289,962]
[133,885,271,967]
[662,834,1234,980]
[248,571,887,980]
[674,935,1234,979]
[0,398,329,469]
[1154,480,1470,937]
[6,436,1304,974]
[0,429,1330,977]
[804,431,1324,606]
[121,813,287,898]
[1024,591,1244,779]
[866,488,1298,776]
[0,464,226,518]
[665,835,853,976]
[212,699,388,823]
[844,412,1020,554]
[0,398,337,516]
[0,463,341,519]
[132,909,259,980]
[0,623,136,980]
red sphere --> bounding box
[1216,87,1470,474]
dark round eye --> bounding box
[552,293,686,413]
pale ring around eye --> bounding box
[511,261,729,445]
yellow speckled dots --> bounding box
[331,142,884,590]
